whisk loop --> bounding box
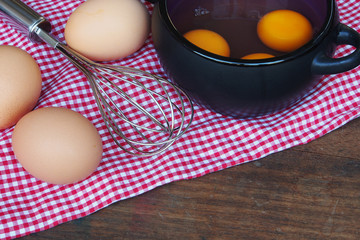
[0,0,194,156]
[55,39,193,157]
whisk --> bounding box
[0,0,194,156]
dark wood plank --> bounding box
[19,118,360,240]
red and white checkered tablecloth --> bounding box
[1,0,360,239]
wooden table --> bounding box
[19,117,360,239]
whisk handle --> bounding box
[0,0,51,43]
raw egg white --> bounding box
[12,107,103,185]
[64,0,150,61]
[0,45,42,130]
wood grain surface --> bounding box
[19,117,360,240]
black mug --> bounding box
[149,0,360,118]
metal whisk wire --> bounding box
[57,42,194,156]
[0,0,194,156]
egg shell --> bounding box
[0,45,42,130]
[64,0,150,61]
[12,107,103,185]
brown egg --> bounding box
[64,0,150,61]
[0,45,42,130]
[12,107,103,185]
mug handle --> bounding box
[312,23,360,74]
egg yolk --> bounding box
[257,10,313,52]
[183,29,230,57]
[241,53,275,60]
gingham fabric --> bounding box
[1,0,360,239]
